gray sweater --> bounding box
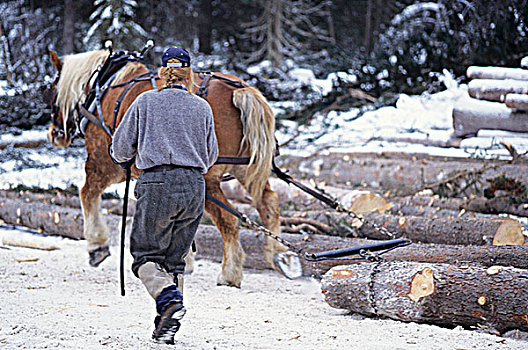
[111,87,218,173]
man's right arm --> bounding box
[110,99,140,164]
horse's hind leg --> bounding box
[229,167,286,268]
[204,171,245,288]
[255,182,288,267]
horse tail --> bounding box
[232,87,276,203]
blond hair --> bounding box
[159,58,195,93]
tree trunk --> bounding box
[0,197,121,241]
[358,212,524,246]
[0,21,13,83]
[321,261,528,333]
[468,79,528,102]
[505,93,528,111]
[198,0,212,54]
[463,196,528,217]
[452,98,528,137]
[62,0,75,54]
[466,66,528,81]
[280,152,528,197]
[363,0,373,53]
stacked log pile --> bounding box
[453,65,528,137]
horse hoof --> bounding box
[89,245,110,267]
[273,251,303,279]
[216,274,241,288]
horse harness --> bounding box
[72,51,252,144]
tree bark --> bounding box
[463,196,528,217]
[452,98,528,137]
[468,79,528,102]
[0,197,121,241]
[0,21,13,83]
[321,261,528,333]
[358,212,524,246]
[198,0,213,54]
[466,66,528,81]
[363,0,373,53]
[62,0,75,54]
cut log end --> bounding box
[493,218,525,246]
[408,267,435,302]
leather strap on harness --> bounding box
[196,72,248,99]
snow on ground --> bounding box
[0,228,525,350]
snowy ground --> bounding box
[0,229,526,350]
[1,79,528,348]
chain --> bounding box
[237,214,305,256]
[334,202,395,238]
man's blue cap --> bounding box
[161,47,190,67]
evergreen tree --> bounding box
[84,0,147,51]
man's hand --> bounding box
[108,144,135,169]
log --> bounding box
[468,79,528,102]
[279,152,528,197]
[1,230,59,250]
[452,97,528,137]
[391,194,464,211]
[194,226,528,278]
[0,189,136,216]
[321,261,528,333]
[505,93,528,111]
[0,197,121,241]
[467,66,528,81]
[0,139,47,150]
[463,196,528,218]
[359,212,525,246]
[281,209,525,246]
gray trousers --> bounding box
[131,166,205,278]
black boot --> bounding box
[152,286,186,344]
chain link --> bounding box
[238,214,305,255]
[334,203,395,238]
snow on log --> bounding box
[452,97,528,137]
[321,261,528,333]
[467,66,528,81]
[505,93,528,111]
[468,79,528,102]
[358,212,524,246]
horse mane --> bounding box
[56,50,144,126]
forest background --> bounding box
[1,0,528,131]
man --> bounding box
[110,47,218,344]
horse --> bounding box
[45,48,299,287]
